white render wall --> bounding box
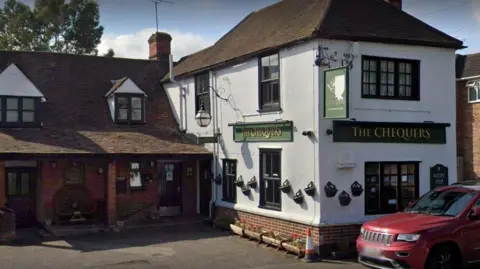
[164,38,457,226]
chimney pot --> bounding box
[384,0,402,9]
[148,32,172,60]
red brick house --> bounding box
[456,53,480,181]
[0,33,212,232]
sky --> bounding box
[1,0,480,60]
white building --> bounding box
[162,0,463,253]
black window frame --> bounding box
[361,56,420,101]
[195,72,211,114]
[259,149,282,210]
[6,169,32,197]
[258,52,281,112]
[222,159,237,203]
[114,93,145,124]
[0,96,41,128]
[364,162,420,215]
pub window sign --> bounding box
[230,121,294,142]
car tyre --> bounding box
[425,245,462,269]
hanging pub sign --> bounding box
[430,164,448,190]
[230,120,293,142]
[324,66,349,119]
[332,120,450,144]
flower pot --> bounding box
[304,181,316,196]
[242,186,251,195]
[339,191,352,207]
[324,182,338,198]
[279,180,291,193]
[292,190,304,204]
[234,176,244,187]
[261,235,282,248]
[247,177,257,189]
[230,224,244,237]
[351,181,364,197]
[244,229,262,241]
[282,241,305,257]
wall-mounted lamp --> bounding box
[314,45,337,67]
[97,167,104,175]
[50,160,57,169]
[326,129,333,136]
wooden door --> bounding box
[199,160,212,217]
[158,162,182,209]
[5,168,36,228]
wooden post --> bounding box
[106,161,116,226]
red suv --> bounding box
[356,182,480,269]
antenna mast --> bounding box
[151,0,174,33]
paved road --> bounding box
[0,224,364,269]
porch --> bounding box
[0,155,213,238]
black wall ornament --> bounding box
[324,182,338,198]
[247,176,257,189]
[279,179,292,193]
[304,181,316,196]
[214,174,222,185]
[241,185,251,195]
[234,176,244,187]
[350,181,364,197]
[339,191,351,207]
[293,190,304,204]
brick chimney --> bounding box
[385,0,402,9]
[148,32,172,60]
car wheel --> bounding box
[425,245,462,269]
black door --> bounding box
[199,160,212,217]
[158,162,182,209]
[5,168,36,228]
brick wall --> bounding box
[215,206,362,254]
[457,81,480,180]
[0,161,5,207]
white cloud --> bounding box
[98,28,215,61]
[473,0,480,23]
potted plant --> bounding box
[339,191,352,206]
[292,190,304,204]
[260,229,282,248]
[351,181,364,197]
[304,181,316,196]
[247,176,257,189]
[324,182,338,198]
[243,223,262,242]
[281,233,306,258]
[234,176,244,187]
[279,179,292,193]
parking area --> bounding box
[0,224,363,269]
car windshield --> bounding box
[405,189,477,217]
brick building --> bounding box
[0,34,212,232]
[162,0,463,255]
[456,53,480,181]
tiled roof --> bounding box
[163,0,463,81]
[0,51,210,156]
[456,53,480,79]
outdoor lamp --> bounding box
[195,104,212,127]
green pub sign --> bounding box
[430,164,448,190]
[332,121,450,144]
[232,121,293,142]
[324,66,349,119]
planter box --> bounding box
[230,224,244,237]
[282,241,305,257]
[243,229,262,241]
[261,235,282,248]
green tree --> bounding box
[0,0,104,55]
[102,48,114,57]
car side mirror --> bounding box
[469,206,480,220]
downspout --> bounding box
[169,54,185,131]
[210,70,217,220]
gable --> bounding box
[0,63,45,98]
[112,78,146,96]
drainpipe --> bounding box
[210,70,217,220]
[169,54,185,131]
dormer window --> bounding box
[105,77,147,124]
[0,96,40,127]
[115,94,145,123]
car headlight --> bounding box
[397,234,420,242]
[360,227,365,235]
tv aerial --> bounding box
[151,0,174,32]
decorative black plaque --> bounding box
[65,162,84,185]
[430,164,448,190]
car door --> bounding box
[460,197,480,264]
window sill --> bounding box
[361,95,420,101]
[221,198,236,204]
[468,100,480,104]
[257,108,282,114]
[258,204,281,212]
